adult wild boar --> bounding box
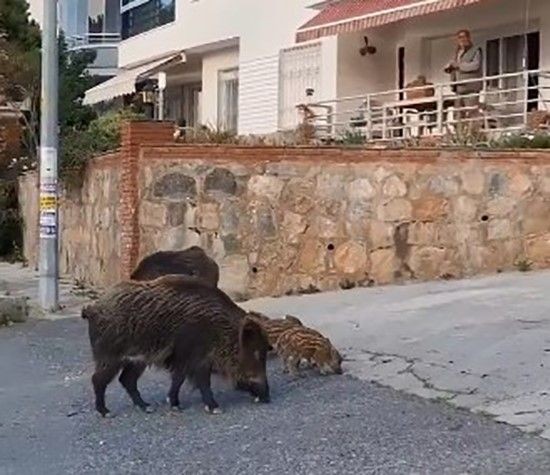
[82,275,270,417]
[130,246,220,287]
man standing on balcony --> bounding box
[444,29,483,123]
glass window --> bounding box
[121,0,175,39]
[218,68,239,132]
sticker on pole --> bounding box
[39,176,58,238]
[40,147,58,179]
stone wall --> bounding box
[19,152,123,286]
[136,145,550,299]
[16,121,550,298]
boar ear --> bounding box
[239,318,269,351]
[284,314,303,326]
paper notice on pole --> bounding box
[40,147,57,179]
[39,175,58,239]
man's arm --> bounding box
[458,48,482,73]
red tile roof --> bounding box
[297,0,488,42]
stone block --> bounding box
[488,219,514,241]
[461,169,485,195]
[282,211,308,244]
[348,178,376,203]
[453,195,478,222]
[198,203,220,231]
[0,297,29,325]
[248,175,284,202]
[382,175,408,198]
[368,221,394,249]
[488,172,508,196]
[316,215,342,239]
[282,179,316,214]
[486,197,516,217]
[167,203,186,227]
[508,173,533,197]
[152,172,197,200]
[370,248,398,284]
[334,241,368,274]
[204,168,237,195]
[377,199,413,222]
[526,234,550,267]
[408,222,438,245]
[218,255,250,299]
[427,175,461,196]
[139,201,168,228]
[411,197,448,221]
[407,246,446,279]
[297,240,325,274]
[522,199,550,235]
[316,173,346,201]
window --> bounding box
[485,32,539,110]
[218,68,239,132]
[121,0,175,39]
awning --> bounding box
[83,53,184,105]
[297,0,487,43]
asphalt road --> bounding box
[2,317,550,475]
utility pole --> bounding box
[38,0,59,311]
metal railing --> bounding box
[300,70,550,143]
[66,32,121,49]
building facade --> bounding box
[84,0,550,136]
[28,0,121,80]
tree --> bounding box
[0,1,97,162]
[0,0,41,49]
[58,33,97,132]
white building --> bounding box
[28,0,121,80]
[84,0,550,137]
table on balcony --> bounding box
[380,95,456,138]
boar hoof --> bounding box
[254,397,261,403]
[143,406,155,414]
[204,405,222,415]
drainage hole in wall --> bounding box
[481,215,489,222]
[327,243,335,251]
[251,267,258,274]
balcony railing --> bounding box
[300,70,550,143]
[66,33,121,49]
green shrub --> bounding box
[339,129,366,146]
[59,109,143,190]
[0,181,23,260]
[177,123,238,144]
[490,132,550,149]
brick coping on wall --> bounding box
[138,144,550,164]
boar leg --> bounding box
[92,361,122,417]
[118,361,150,412]
[195,366,220,414]
[168,369,186,408]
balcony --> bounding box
[66,33,121,78]
[301,70,550,144]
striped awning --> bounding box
[297,0,487,43]
[83,52,184,105]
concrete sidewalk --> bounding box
[0,262,91,320]
[3,262,550,439]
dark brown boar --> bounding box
[130,246,220,287]
[82,275,270,417]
